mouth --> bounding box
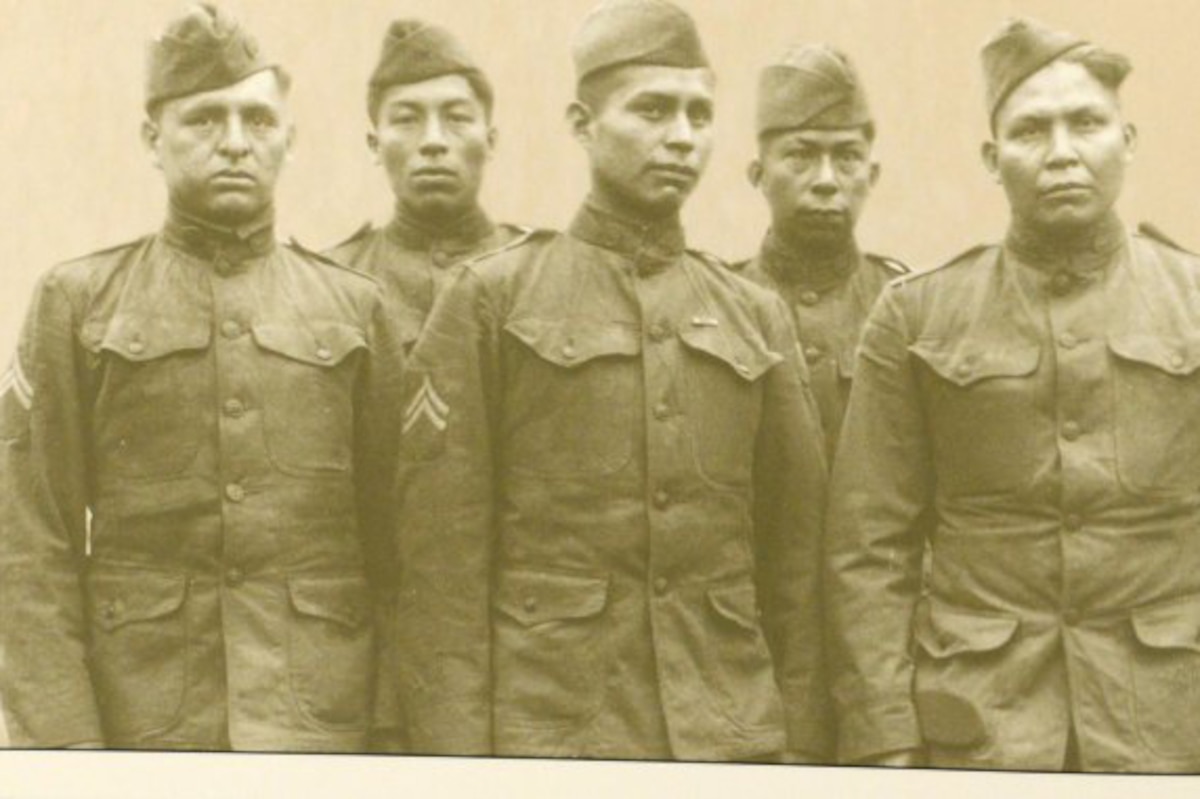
[647,164,698,183]
[212,170,256,188]
[412,167,458,180]
[1042,183,1092,198]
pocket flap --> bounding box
[1108,333,1200,376]
[706,582,762,633]
[909,339,1040,387]
[493,570,609,626]
[504,317,640,368]
[92,313,211,362]
[913,600,1019,659]
[678,325,782,382]
[252,322,366,367]
[1131,594,1200,652]
[87,569,188,632]
[288,575,371,630]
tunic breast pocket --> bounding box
[86,314,212,479]
[677,326,780,488]
[251,322,366,475]
[910,340,1042,497]
[501,317,640,478]
[1109,333,1200,496]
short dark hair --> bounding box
[145,66,292,122]
[367,70,494,124]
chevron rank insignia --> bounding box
[400,372,449,461]
[0,353,32,411]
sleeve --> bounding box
[0,271,103,747]
[352,287,408,752]
[752,295,832,759]
[390,267,499,755]
[824,285,931,763]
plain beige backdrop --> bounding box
[1,0,1200,794]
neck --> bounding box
[162,203,275,262]
[569,193,686,273]
[389,202,493,249]
[763,226,860,286]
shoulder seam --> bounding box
[892,244,992,285]
[1137,222,1195,255]
[461,227,553,269]
[59,235,151,265]
[286,237,379,284]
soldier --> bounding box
[826,17,1200,772]
[736,44,907,457]
[390,0,830,762]
[0,4,398,751]
[326,20,526,346]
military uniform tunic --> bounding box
[0,214,400,751]
[326,209,527,348]
[735,232,907,457]
[393,200,831,761]
[826,216,1200,772]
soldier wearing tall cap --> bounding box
[389,0,830,761]
[0,4,400,751]
[734,44,908,459]
[325,20,526,348]
[826,16,1200,772]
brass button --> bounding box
[432,251,452,268]
[221,320,242,339]
[653,402,671,421]
[223,398,245,418]
[102,601,119,620]
[653,489,671,510]
[1050,272,1074,295]
[1059,332,1079,350]
[955,362,972,379]
[128,340,145,355]
[803,346,822,362]
[1170,352,1186,370]
[225,483,246,503]
[1062,607,1080,625]
[316,346,332,361]
[653,577,668,595]
[1063,514,1082,532]
[648,322,671,342]
[225,567,244,587]
[799,291,820,306]
[1062,421,1081,442]
[561,343,577,360]
[522,596,537,613]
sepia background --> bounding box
[2,0,1200,792]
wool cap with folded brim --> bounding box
[145,3,275,111]
[572,0,709,84]
[368,20,491,106]
[981,17,1089,123]
[757,44,871,136]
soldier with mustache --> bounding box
[735,44,908,459]
[387,0,830,762]
[826,17,1200,772]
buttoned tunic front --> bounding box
[393,201,830,761]
[0,214,399,751]
[826,218,1200,772]
[735,232,908,457]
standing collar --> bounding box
[161,203,275,265]
[1005,211,1126,275]
[760,228,861,290]
[568,196,686,273]
[386,204,496,253]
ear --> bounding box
[566,101,594,147]
[868,160,882,188]
[1123,122,1138,163]
[980,140,1001,183]
[141,118,163,171]
[746,158,763,188]
[285,123,297,161]
[366,130,380,165]
[486,125,499,159]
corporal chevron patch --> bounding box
[0,353,33,411]
[403,374,449,434]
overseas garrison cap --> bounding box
[368,20,491,108]
[145,3,274,111]
[572,0,709,84]
[757,44,871,135]
[981,17,1088,124]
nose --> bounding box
[664,111,696,155]
[218,116,250,159]
[811,154,839,196]
[419,116,449,156]
[1046,123,1080,168]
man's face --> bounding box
[370,74,495,223]
[143,69,294,226]
[984,60,1136,234]
[750,127,878,248]
[573,65,715,219]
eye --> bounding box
[185,111,219,129]
[688,105,713,127]
[247,110,278,129]
[631,100,668,121]
[835,149,865,167]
